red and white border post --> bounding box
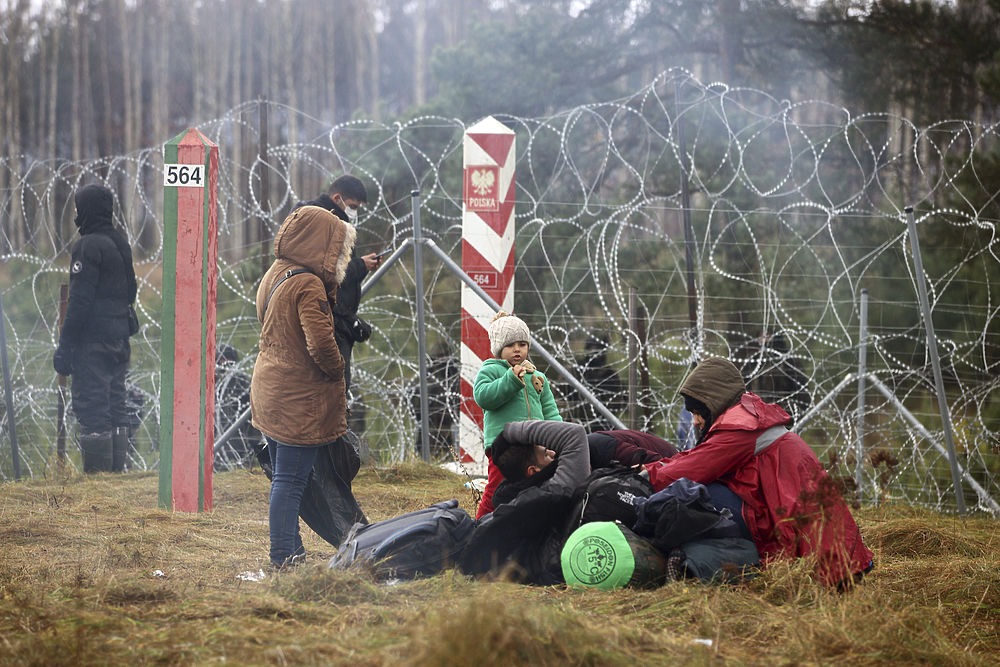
[158,128,219,512]
[460,117,516,476]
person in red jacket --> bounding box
[642,357,873,587]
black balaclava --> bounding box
[74,184,114,235]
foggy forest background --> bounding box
[1,0,998,170]
[2,0,1000,503]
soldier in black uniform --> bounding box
[53,184,138,473]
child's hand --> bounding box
[511,364,527,380]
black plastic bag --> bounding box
[255,430,368,547]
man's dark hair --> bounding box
[491,433,535,482]
[327,175,368,204]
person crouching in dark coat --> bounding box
[250,205,356,569]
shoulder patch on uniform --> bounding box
[319,299,330,315]
[71,260,84,274]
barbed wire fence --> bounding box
[0,68,997,514]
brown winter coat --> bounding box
[250,206,356,445]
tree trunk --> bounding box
[2,0,28,250]
[46,14,60,160]
[96,9,114,157]
[117,0,138,154]
[718,0,741,83]
[414,0,427,106]
[70,0,82,162]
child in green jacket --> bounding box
[473,311,563,518]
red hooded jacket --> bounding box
[646,358,873,586]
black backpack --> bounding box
[569,465,655,531]
[328,500,474,579]
[633,478,741,553]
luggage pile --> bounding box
[328,467,760,590]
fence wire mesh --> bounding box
[1,69,997,514]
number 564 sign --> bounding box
[163,163,204,187]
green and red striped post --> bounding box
[159,128,219,512]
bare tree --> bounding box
[414,0,427,106]
[115,0,139,154]
[69,0,83,162]
[1,0,29,249]
[44,9,60,160]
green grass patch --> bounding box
[0,465,996,665]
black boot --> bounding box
[112,426,129,473]
[80,432,113,473]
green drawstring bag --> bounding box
[561,521,667,590]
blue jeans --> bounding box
[267,437,318,567]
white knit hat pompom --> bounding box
[488,311,531,358]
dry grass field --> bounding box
[1,460,998,666]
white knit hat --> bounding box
[488,312,531,357]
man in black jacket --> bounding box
[294,175,378,394]
[53,184,138,473]
[459,421,591,583]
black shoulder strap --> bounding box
[262,268,314,318]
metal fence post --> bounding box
[412,191,431,462]
[905,206,966,514]
[856,288,868,503]
[0,287,20,479]
[628,285,637,429]
[56,284,69,464]
[258,97,270,279]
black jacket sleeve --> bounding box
[333,254,367,317]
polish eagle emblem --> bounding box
[470,168,495,196]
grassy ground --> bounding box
[0,461,997,666]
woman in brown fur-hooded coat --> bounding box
[250,205,356,568]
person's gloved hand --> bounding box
[352,316,372,343]
[53,344,74,376]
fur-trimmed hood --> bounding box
[273,205,356,290]
[250,206,355,446]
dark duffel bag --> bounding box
[328,500,474,580]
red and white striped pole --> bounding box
[460,117,516,475]
[158,128,219,512]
